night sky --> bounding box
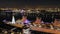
[0,0,60,8]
